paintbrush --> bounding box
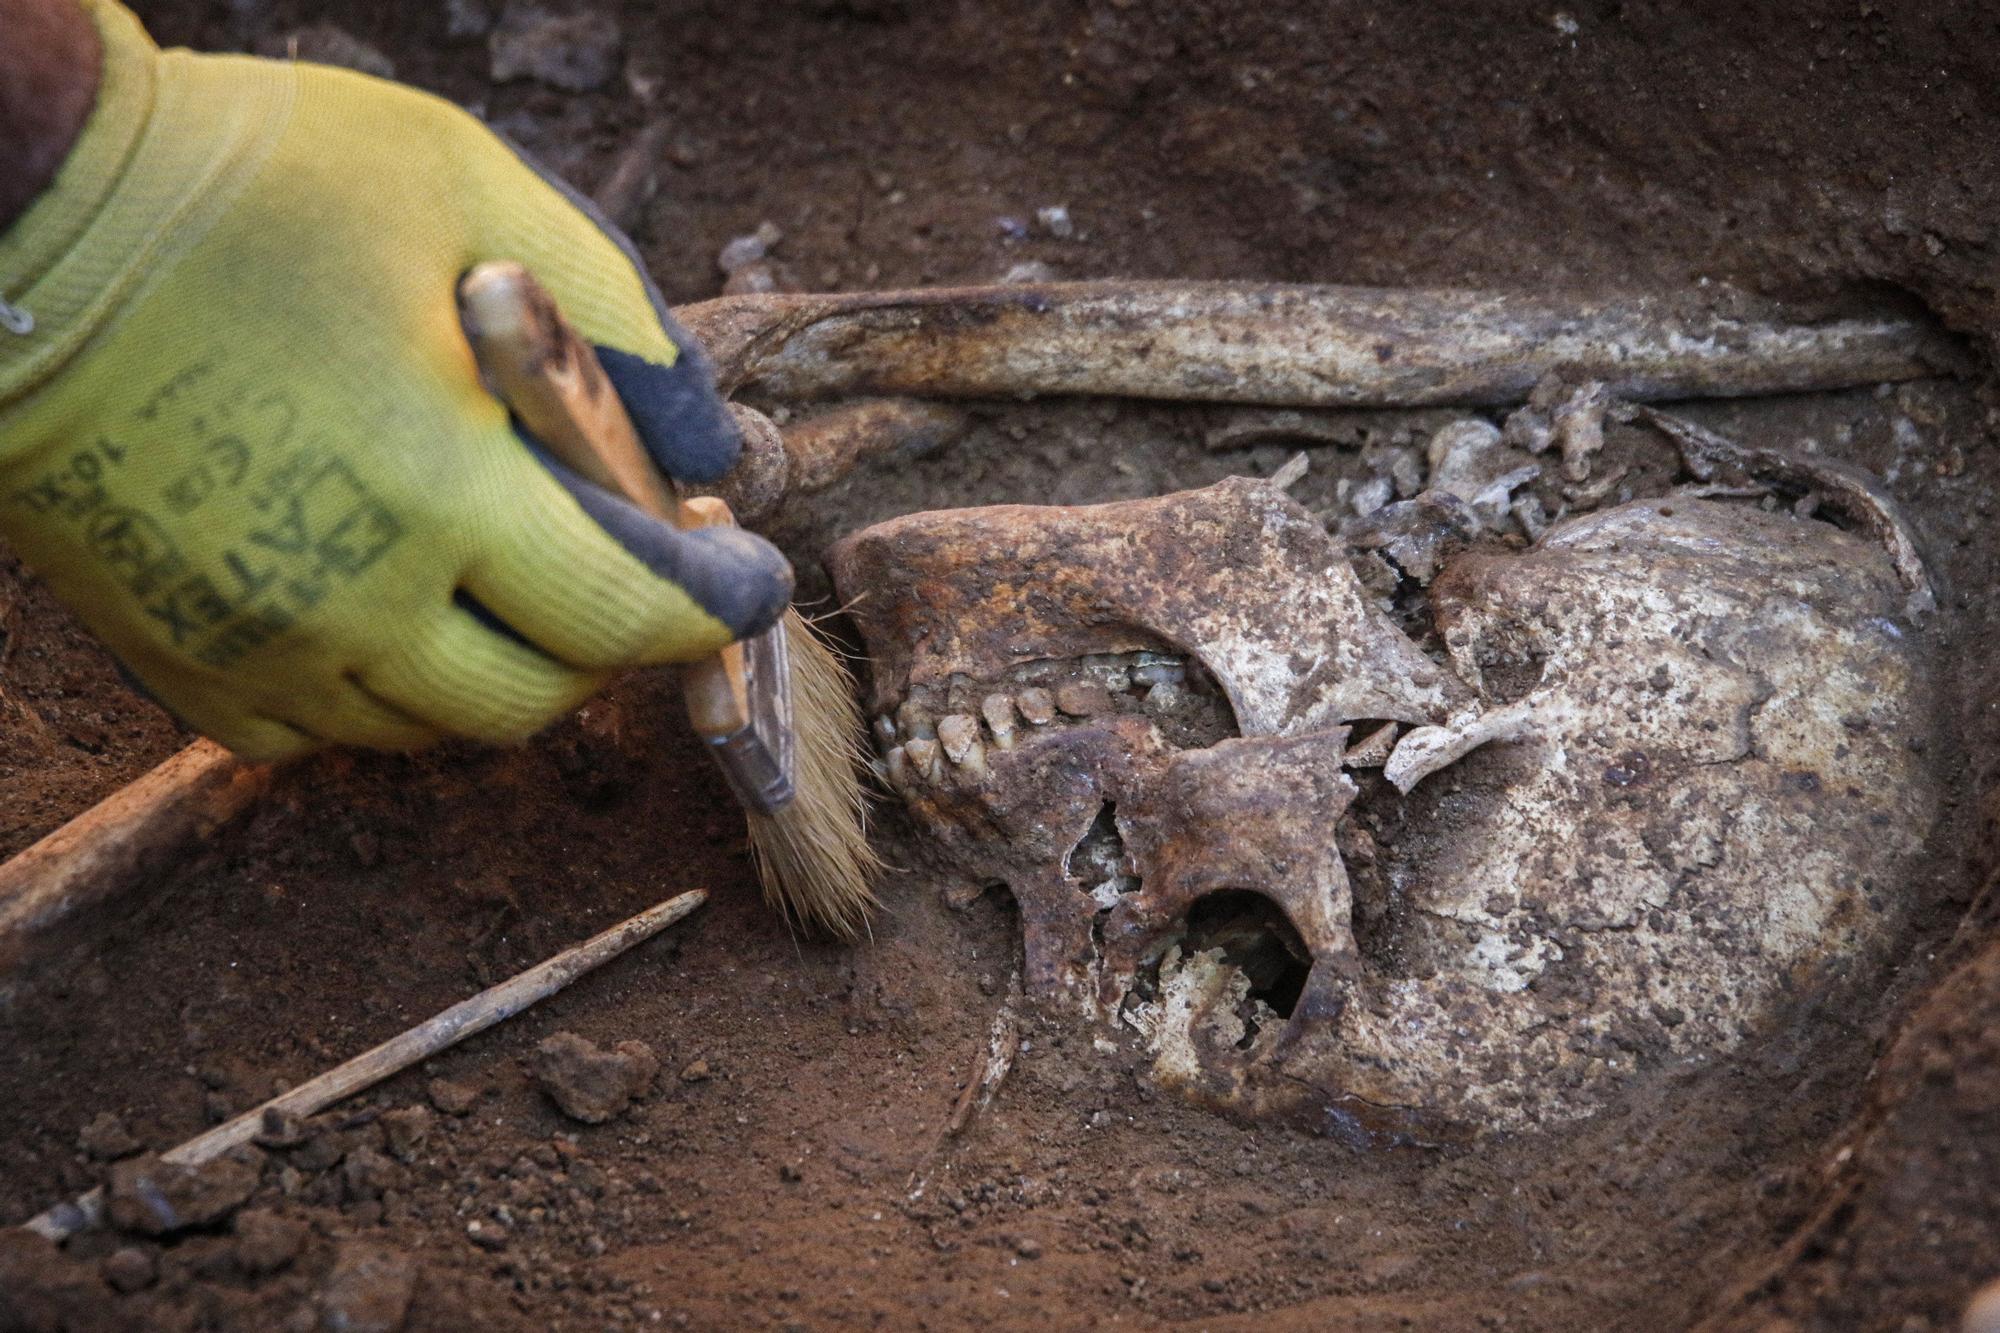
[458,262,878,936]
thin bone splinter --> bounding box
[22,888,708,1243]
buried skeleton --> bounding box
[828,400,1941,1138]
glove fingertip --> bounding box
[596,343,743,484]
[684,526,794,640]
[529,440,794,639]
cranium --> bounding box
[828,464,1939,1138]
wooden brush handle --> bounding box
[457,261,752,739]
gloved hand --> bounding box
[0,1,792,758]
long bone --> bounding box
[677,280,1958,407]
[0,741,271,999]
[0,282,1959,983]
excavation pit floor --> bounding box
[5,4,2000,1331]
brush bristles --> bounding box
[747,608,881,938]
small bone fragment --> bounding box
[1473,464,1542,518]
[0,740,274,991]
[1017,688,1057,726]
[1347,492,1481,584]
[1563,464,1629,507]
[1513,493,1550,540]
[1503,380,1558,454]
[1428,417,1502,472]
[1351,475,1394,517]
[1268,451,1310,492]
[676,282,1954,407]
[1384,699,1538,794]
[1427,419,1541,529]
[908,979,1024,1196]
[25,889,708,1242]
[937,714,981,764]
[1636,406,1934,614]
[1389,447,1426,498]
[905,737,944,783]
[949,996,1022,1137]
[718,220,783,273]
[1345,721,1401,768]
[980,694,1019,749]
[1554,380,1612,482]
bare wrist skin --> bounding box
[0,0,103,233]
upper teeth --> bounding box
[874,650,1219,794]
[981,694,1019,750]
[1017,688,1058,726]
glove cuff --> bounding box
[0,2,296,419]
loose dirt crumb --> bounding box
[529,1033,659,1124]
[318,1243,415,1333]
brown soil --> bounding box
[6,3,2000,1331]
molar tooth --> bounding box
[1083,654,1132,691]
[1131,660,1185,688]
[957,737,988,780]
[1017,687,1057,726]
[884,745,913,794]
[1143,681,1186,714]
[905,737,943,783]
[937,713,980,764]
[873,714,898,747]
[896,699,936,740]
[981,693,1019,749]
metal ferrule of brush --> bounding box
[700,622,796,815]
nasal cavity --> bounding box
[1182,890,1312,1021]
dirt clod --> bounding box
[339,1147,404,1204]
[100,1246,155,1294]
[234,1207,308,1276]
[104,1150,261,1236]
[317,1243,415,1333]
[424,1078,478,1118]
[77,1111,140,1161]
[0,1228,108,1331]
[379,1107,432,1164]
[529,1033,659,1124]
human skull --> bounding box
[827,476,1939,1137]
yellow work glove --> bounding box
[0,1,792,759]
